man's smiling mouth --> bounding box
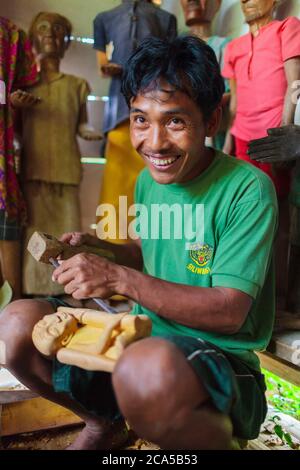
[144,153,181,168]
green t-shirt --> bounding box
[133,151,278,371]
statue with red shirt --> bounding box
[222,0,300,307]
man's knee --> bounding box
[0,299,53,368]
[112,337,207,440]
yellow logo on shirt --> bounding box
[187,243,213,275]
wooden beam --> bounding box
[0,390,37,404]
[1,396,82,436]
[258,352,300,387]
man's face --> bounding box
[130,81,218,185]
[32,13,69,58]
[180,0,221,26]
[240,0,276,23]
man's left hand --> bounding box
[52,253,121,300]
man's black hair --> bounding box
[122,35,225,119]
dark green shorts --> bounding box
[47,297,267,440]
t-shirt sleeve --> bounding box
[78,80,91,106]
[211,200,278,299]
[93,14,106,52]
[222,41,235,79]
[281,17,300,62]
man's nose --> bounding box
[147,125,169,152]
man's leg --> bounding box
[0,299,126,450]
[112,337,233,450]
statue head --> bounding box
[240,0,279,23]
[181,0,222,27]
[29,12,72,59]
[32,310,78,357]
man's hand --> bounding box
[10,90,41,108]
[52,253,122,300]
[248,125,300,163]
[60,232,94,246]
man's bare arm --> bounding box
[116,267,252,334]
[54,254,252,335]
[282,57,300,126]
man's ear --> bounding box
[205,106,222,137]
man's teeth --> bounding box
[148,156,178,166]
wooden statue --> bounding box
[14,12,102,296]
[222,1,300,308]
[93,1,177,243]
[249,124,300,314]
[32,307,152,372]
[180,0,230,150]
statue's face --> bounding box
[32,311,78,356]
[180,0,222,26]
[31,13,69,59]
[240,0,276,23]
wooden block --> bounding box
[247,438,270,450]
[258,352,300,387]
[1,396,82,436]
[0,390,38,404]
[270,331,300,365]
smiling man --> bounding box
[0,36,278,450]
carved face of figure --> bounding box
[240,0,277,23]
[30,13,71,59]
[180,0,222,26]
[32,311,78,356]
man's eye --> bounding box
[134,116,147,125]
[169,118,184,128]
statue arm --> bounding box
[281,57,300,126]
[57,347,115,372]
[57,306,125,328]
[248,124,300,163]
[77,103,103,140]
[222,78,236,155]
[96,51,122,78]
